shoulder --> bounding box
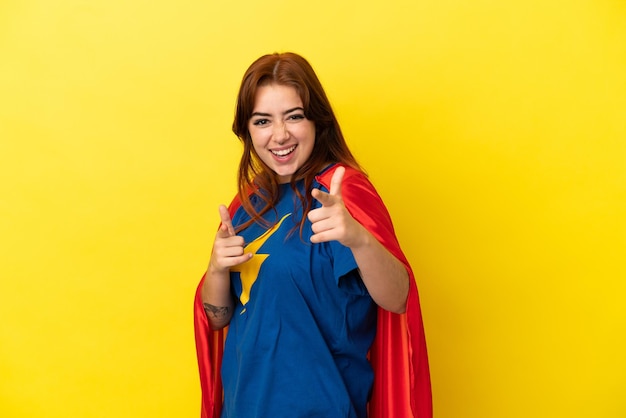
[315,163,372,192]
[227,194,243,217]
[316,163,388,220]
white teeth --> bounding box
[272,145,296,156]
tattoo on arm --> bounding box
[203,303,230,320]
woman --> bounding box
[194,52,432,418]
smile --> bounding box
[271,145,297,157]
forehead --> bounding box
[253,83,303,110]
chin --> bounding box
[273,165,297,177]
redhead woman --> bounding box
[194,52,432,418]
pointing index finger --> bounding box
[218,204,236,237]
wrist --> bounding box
[347,225,373,250]
[207,261,230,278]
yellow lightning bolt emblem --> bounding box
[231,213,291,311]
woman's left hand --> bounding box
[308,166,367,248]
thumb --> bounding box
[329,166,345,197]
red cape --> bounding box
[194,164,432,418]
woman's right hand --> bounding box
[208,205,252,274]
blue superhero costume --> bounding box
[194,164,432,418]
[221,177,376,418]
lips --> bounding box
[271,145,297,157]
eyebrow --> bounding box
[250,107,305,117]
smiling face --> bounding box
[248,83,316,184]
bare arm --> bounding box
[344,226,409,313]
[201,266,234,330]
[308,167,409,313]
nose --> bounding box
[272,122,289,144]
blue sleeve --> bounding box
[329,240,369,296]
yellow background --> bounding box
[1,0,624,417]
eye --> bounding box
[252,118,270,126]
[288,114,305,121]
